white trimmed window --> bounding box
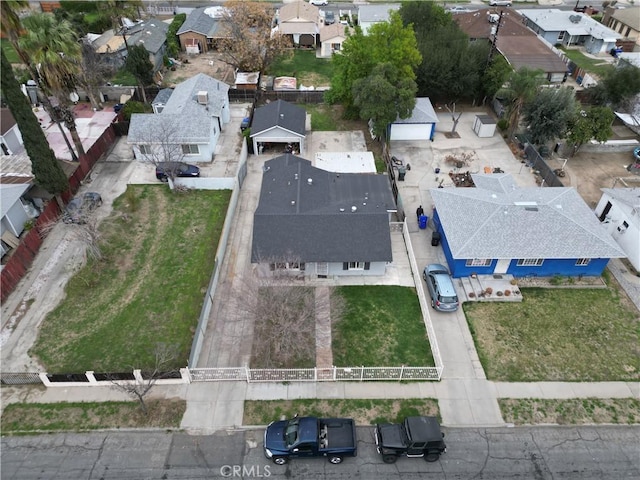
[270,262,305,271]
[139,144,152,155]
[348,262,365,270]
[516,258,544,266]
[181,144,199,155]
[575,258,590,266]
[465,259,492,267]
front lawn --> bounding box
[30,186,231,373]
[464,287,639,381]
[1,400,185,434]
[560,48,614,78]
[267,49,334,87]
[333,286,434,367]
[244,398,440,425]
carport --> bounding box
[250,100,306,155]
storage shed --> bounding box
[473,115,497,138]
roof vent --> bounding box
[339,208,345,212]
[307,178,313,185]
[197,91,208,104]
[569,14,582,23]
[351,206,357,212]
[294,173,298,180]
[291,200,295,206]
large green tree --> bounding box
[499,67,545,137]
[124,44,153,103]
[399,1,491,103]
[352,62,418,138]
[567,106,615,156]
[1,49,68,195]
[523,87,577,145]
[586,63,640,110]
[327,10,421,123]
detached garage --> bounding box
[389,97,438,141]
[250,100,307,155]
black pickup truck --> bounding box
[374,416,446,464]
[264,416,357,465]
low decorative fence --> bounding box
[188,366,440,383]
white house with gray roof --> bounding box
[252,154,396,278]
[128,73,230,163]
[177,6,229,53]
[519,9,621,54]
[430,173,625,278]
[595,188,640,271]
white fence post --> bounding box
[400,365,404,381]
[85,371,98,384]
[133,369,143,383]
[38,373,52,387]
[245,367,250,383]
[180,368,191,383]
[360,366,364,382]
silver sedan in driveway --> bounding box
[422,263,459,312]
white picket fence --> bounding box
[188,365,441,383]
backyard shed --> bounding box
[473,115,497,138]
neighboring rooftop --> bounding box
[519,9,621,41]
[394,97,438,125]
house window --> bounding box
[516,258,544,266]
[576,258,591,266]
[139,145,152,155]
[270,262,305,271]
[155,106,164,113]
[557,31,565,42]
[181,144,199,155]
[465,259,492,267]
[331,43,341,52]
[348,262,365,270]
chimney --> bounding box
[197,91,208,104]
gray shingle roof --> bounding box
[152,88,174,105]
[430,175,625,259]
[600,187,640,208]
[177,7,221,37]
[250,100,306,137]
[127,19,169,54]
[252,155,394,263]
[394,97,438,124]
[358,4,400,23]
[128,73,229,143]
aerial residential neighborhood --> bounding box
[0,0,639,477]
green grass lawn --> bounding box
[30,186,231,373]
[267,50,334,87]
[560,48,614,78]
[244,398,440,425]
[111,68,137,86]
[464,287,640,381]
[333,286,434,367]
[1,39,21,64]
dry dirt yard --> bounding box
[547,150,639,209]
[161,52,236,87]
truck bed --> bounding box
[320,419,357,450]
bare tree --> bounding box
[218,1,292,72]
[108,342,180,415]
[132,117,188,186]
[240,258,345,368]
[445,103,463,134]
[69,219,103,261]
[77,40,117,111]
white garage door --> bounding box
[390,123,433,141]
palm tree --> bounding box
[19,13,86,157]
[500,67,544,138]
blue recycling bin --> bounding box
[419,214,428,229]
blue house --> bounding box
[430,174,625,278]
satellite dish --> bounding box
[69,92,80,102]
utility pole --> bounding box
[487,10,505,64]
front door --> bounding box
[495,259,510,274]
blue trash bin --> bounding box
[419,214,428,229]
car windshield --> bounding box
[441,296,457,304]
[284,418,299,447]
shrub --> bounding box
[497,118,509,131]
[122,101,152,121]
[484,287,493,295]
[469,292,476,298]
[166,14,186,58]
[496,290,503,296]
[504,289,511,296]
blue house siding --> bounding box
[506,257,609,277]
[432,209,611,278]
